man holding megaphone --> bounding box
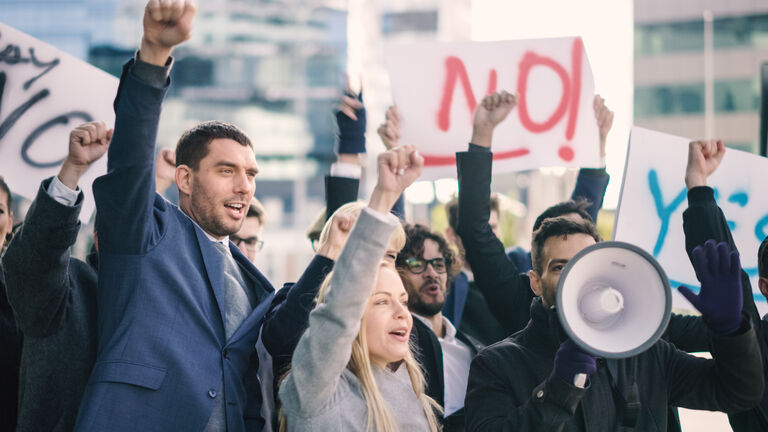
[462,92,764,431]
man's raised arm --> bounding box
[570,95,613,221]
[456,91,533,334]
[93,0,195,255]
[670,139,761,349]
[3,122,109,336]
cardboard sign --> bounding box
[613,127,768,313]
[0,23,119,222]
[385,37,600,180]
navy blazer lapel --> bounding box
[193,224,229,337]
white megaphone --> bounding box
[556,241,672,360]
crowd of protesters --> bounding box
[1,1,767,431]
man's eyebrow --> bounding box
[547,259,568,268]
[213,161,237,167]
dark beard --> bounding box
[409,295,445,318]
[188,183,242,237]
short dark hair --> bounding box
[531,216,601,274]
[759,236,768,279]
[532,199,593,232]
[445,193,501,232]
[175,120,253,170]
[396,224,462,278]
[0,176,12,210]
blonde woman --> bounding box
[279,146,441,431]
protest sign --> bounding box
[613,127,768,314]
[385,37,600,180]
[0,23,119,222]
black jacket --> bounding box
[0,261,21,432]
[410,316,483,432]
[682,186,768,431]
[456,150,717,346]
[455,149,756,431]
[465,298,764,431]
[325,174,405,221]
[262,255,335,380]
[2,178,99,432]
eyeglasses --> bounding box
[404,257,447,274]
[231,235,264,252]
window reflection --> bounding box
[636,13,768,55]
[635,79,758,117]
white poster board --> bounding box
[613,127,768,314]
[385,37,600,180]
[0,23,119,222]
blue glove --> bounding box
[336,92,366,154]
[678,240,743,336]
[554,339,597,385]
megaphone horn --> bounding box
[556,241,672,359]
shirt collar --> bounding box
[413,313,457,341]
[462,268,474,282]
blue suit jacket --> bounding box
[75,61,274,432]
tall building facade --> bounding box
[635,0,768,153]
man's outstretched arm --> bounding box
[670,140,761,351]
[457,91,534,335]
[93,0,195,256]
[571,95,613,222]
[3,122,108,337]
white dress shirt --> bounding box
[413,313,473,416]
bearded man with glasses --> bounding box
[396,224,484,432]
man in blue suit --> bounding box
[75,1,275,430]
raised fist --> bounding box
[140,0,197,65]
[471,90,517,148]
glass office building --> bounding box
[634,1,768,153]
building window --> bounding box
[635,79,760,118]
[635,20,704,55]
[715,79,759,113]
[174,56,214,87]
[714,14,768,49]
[635,83,705,117]
[636,14,768,55]
[381,10,438,35]
[306,54,341,87]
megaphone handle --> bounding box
[573,373,587,388]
